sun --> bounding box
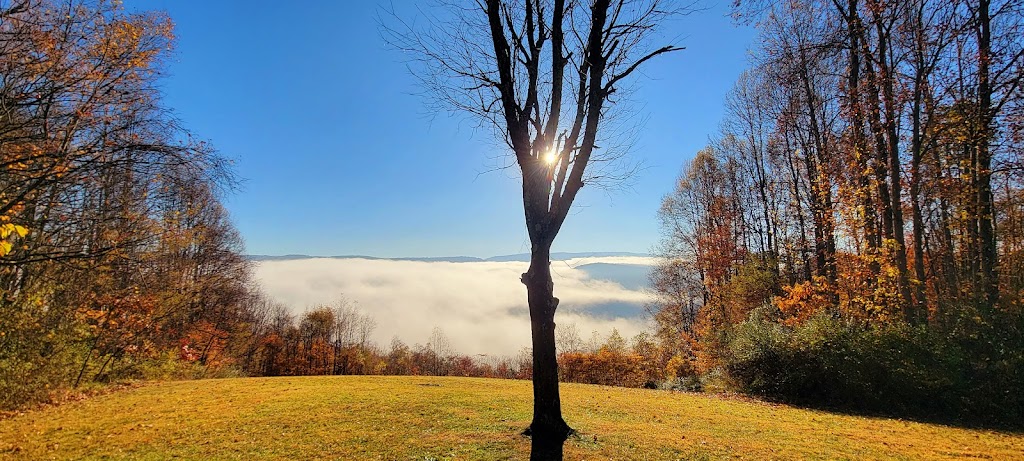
[543,150,557,166]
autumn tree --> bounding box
[648,0,1024,424]
[0,0,253,408]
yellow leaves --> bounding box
[0,223,29,257]
[664,354,695,380]
[0,224,29,239]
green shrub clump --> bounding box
[722,308,1024,428]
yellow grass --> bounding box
[1,376,1021,460]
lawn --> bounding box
[1,376,1021,460]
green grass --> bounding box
[1,376,1021,460]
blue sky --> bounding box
[128,0,756,258]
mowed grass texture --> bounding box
[1,376,1022,460]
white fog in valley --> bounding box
[254,255,656,357]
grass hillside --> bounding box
[1,376,1021,460]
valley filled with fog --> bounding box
[253,254,655,356]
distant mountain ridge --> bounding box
[247,251,650,263]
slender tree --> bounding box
[384,1,682,458]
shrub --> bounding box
[559,348,649,387]
[664,354,695,380]
[722,310,1023,428]
[0,298,83,410]
[662,375,703,392]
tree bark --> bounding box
[976,0,998,307]
[842,0,882,289]
[909,125,928,322]
[908,2,931,322]
[874,13,912,314]
[523,242,572,460]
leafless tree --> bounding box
[383,0,684,457]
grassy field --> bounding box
[1,376,1021,460]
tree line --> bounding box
[650,0,1024,426]
[234,298,671,391]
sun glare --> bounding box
[543,150,557,166]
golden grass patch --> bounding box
[0,376,1020,460]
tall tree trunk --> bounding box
[523,242,572,460]
[858,14,914,313]
[784,132,813,282]
[797,50,838,286]
[863,53,894,238]
[908,4,930,322]
[753,149,777,261]
[845,0,880,255]
[976,0,998,307]
[874,13,913,315]
[909,137,928,322]
[415,0,677,456]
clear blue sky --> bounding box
[127,0,756,258]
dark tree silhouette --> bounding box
[383,0,683,458]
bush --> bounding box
[722,310,1024,428]
[662,375,703,392]
[664,354,696,380]
[0,299,83,410]
[559,348,649,387]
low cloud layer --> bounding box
[254,256,656,357]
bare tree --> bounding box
[384,0,683,457]
[554,321,583,353]
[427,326,454,375]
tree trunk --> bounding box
[910,157,928,322]
[784,133,813,282]
[871,11,912,314]
[976,0,998,307]
[845,0,880,256]
[909,0,933,323]
[523,242,572,460]
[797,51,837,286]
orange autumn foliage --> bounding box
[774,277,834,326]
[559,348,650,388]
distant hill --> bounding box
[246,254,325,261]
[246,251,650,263]
[485,251,649,262]
[572,263,652,291]
[246,254,485,262]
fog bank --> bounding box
[254,256,655,356]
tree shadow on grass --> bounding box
[754,394,1024,434]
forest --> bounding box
[1,0,1022,437]
[0,0,252,408]
[650,0,1024,426]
